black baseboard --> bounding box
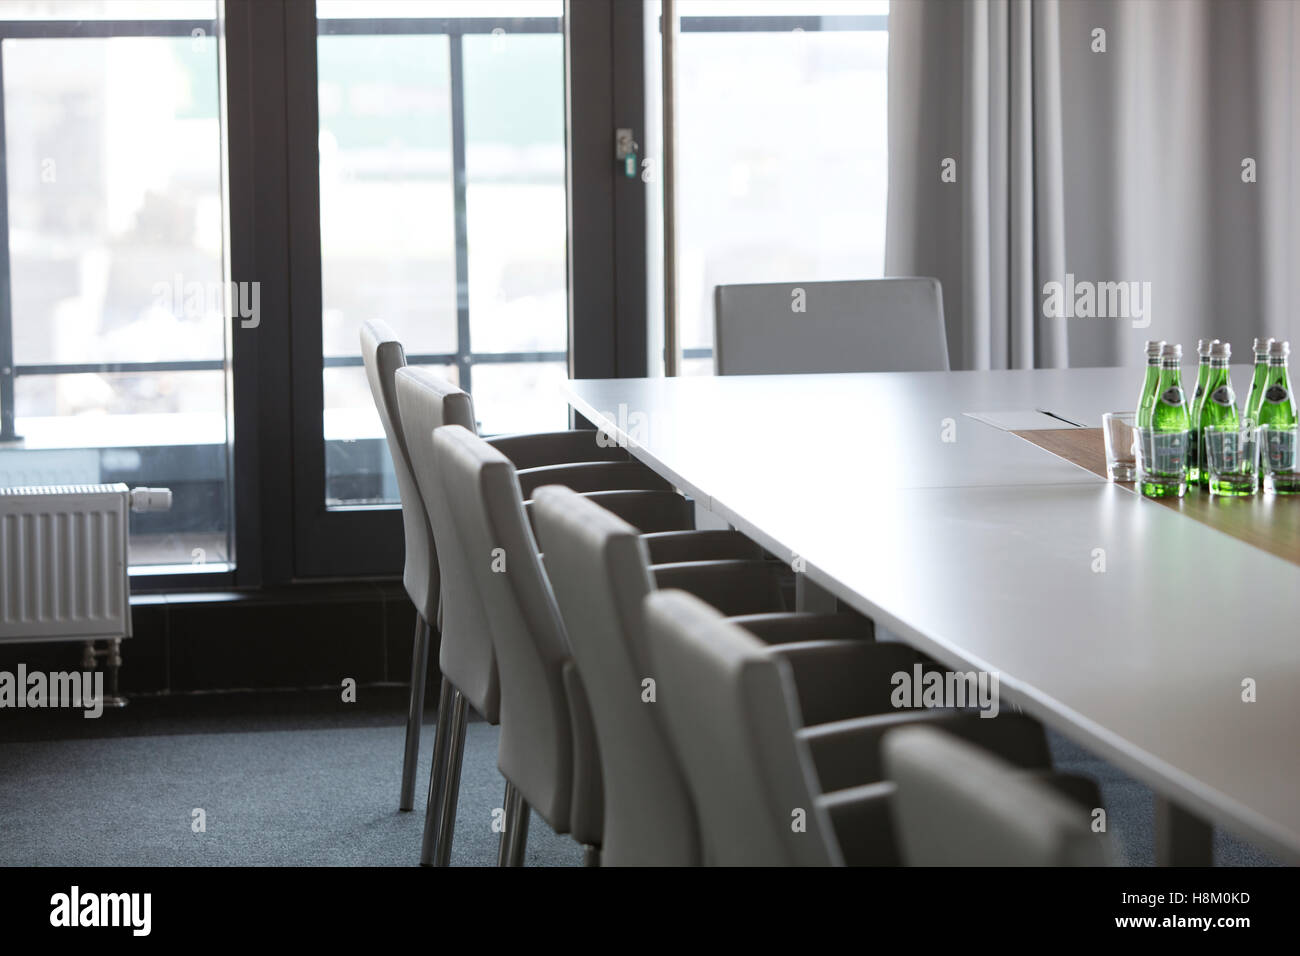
[0,583,439,700]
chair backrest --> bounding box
[713,277,949,375]
[393,367,500,723]
[359,320,438,620]
[434,425,579,833]
[643,589,842,866]
[883,725,1112,866]
[531,485,700,866]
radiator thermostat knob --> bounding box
[129,487,174,513]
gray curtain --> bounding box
[886,0,1300,371]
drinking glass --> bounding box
[1101,412,1137,481]
[1202,426,1258,496]
[1259,424,1300,495]
[1135,428,1188,498]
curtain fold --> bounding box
[887,0,1300,370]
[889,0,1067,370]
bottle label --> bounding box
[1151,432,1187,475]
[1264,430,1297,470]
[1159,387,1184,407]
[1210,386,1234,407]
[1264,385,1289,405]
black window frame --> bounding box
[0,9,243,592]
[287,5,576,578]
[0,1,887,591]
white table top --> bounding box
[567,368,1300,863]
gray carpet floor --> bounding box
[0,718,582,867]
[0,708,1281,866]
[1048,732,1280,867]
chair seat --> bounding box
[817,783,900,866]
[641,529,765,563]
[488,429,629,469]
[801,711,1051,793]
[517,460,671,498]
[652,559,791,616]
[726,610,874,644]
[883,725,1114,866]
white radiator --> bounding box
[0,483,171,645]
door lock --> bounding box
[615,127,639,179]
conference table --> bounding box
[566,367,1300,866]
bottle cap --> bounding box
[1210,341,1231,359]
[1268,340,1290,359]
[1146,340,1166,358]
[1197,338,1213,356]
[1160,343,1182,360]
[1254,337,1274,355]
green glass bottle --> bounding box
[1143,343,1190,498]
[1243,336,1274,426]
[1256,340,1297,430]
[1135,339,1166,428]
[1135,340,1166,488]
[1187,338,1216,484]
[1257,341,1297,487]
[1198,341,1241,494]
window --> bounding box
[0,0,232,572]
[645,0,890,374]
[0,1,758,584]
[315,1,567,507]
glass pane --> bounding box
[324,363,457,506]
[470,361,568,438]
[318,6,568,506]
[13,371,225,434]
[0,11,232,572]
[318,1,562,18]
[646,1,890,368]
[0,1,217,19]
[680,357,713,377]
[318,33,457,358]
[5,370,229,569]
[674,0,885,14]
[463,32,566,357]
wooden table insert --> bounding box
[1014,427,1300,568]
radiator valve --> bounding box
[129,487,173,513]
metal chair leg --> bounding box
[420,677,455,865]
[496,782,516,866]
[432,688,468,866]
[399,616,431,811]
[509,799,531,867]
[1155,796,1214,866]
[497,781,531,867]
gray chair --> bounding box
[393,367,501,865]
[531,484,876,866]
[434,424,602,864]
[393,366,770,864]
[713,277,950,375]
[364,322,643,816]
[433,425,815,865]
[359,321,439,811]
[884,724,1113,866]
[644,589,887,865]
[643,589,1054,866]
